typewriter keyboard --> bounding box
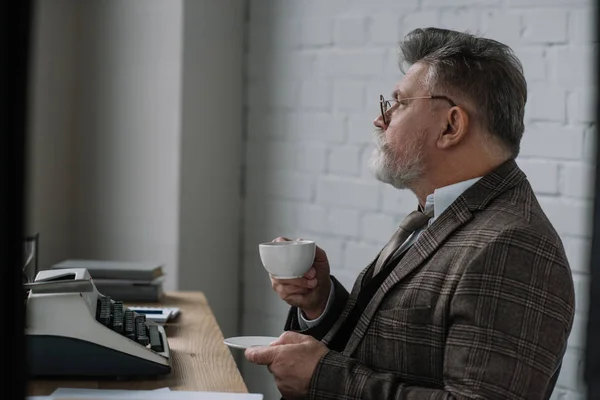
[96,296,164,352]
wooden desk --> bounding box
[28,291,248,395]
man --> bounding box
[245,27,575,400]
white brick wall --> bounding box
[242,1,596,398]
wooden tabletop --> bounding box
[28,291,248,395]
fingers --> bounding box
[271,331,309,346]
[303,267,316,279]
[271,274,317,289]
[272,236,292,242]
[245,345,278,365]
[274,286,310,300]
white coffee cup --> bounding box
[258,240,316,279]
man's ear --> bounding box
[437,107,468,149]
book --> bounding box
[51,259,164,281]
[94,279,164,302]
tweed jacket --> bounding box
[285,158,575,399]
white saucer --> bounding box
[223,336,279,350]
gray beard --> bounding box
[369,129,425,190]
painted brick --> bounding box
[556,46,595,87]
[573,273,590,316]
[328,145,362,176]
[330,268,359,293]
[368,14,402,45]
[361,212,397,243]
[561,162,595,198]
[247,50,315,79]
[296,203,329,233]
[343,241,383,273]
[300,80,332,111]
[509,0,590,6]
[567,87,596,124]
[307,235,345,269]
[399,11,440,37]
[522,9,568,44]
[360,145,376,179]
[248,18,300,53]
[246,111,286,140]
[242,223,285,253]
[247,79,299,110]
[563,237,591,274]
[517,159,559,194]
[481,10,521,46]
[345,0,419,13]
[381,184,419,214]
[315,49,387,77]
[537,197,593,237]
[316,176,380,210]
[439,8,482,33]
[268,171,314,201]
[567,313,587,349]
[334,81,365,111]
[520,126,584,160]
[583,126,596,162]
[244,199,309,232]
[514,47,546,82]
[556,349,585,392]
[525,85,566,122]
[334,16,367,47]
[569,9,594,44]
[300,0,355,17]
[347,114,376,144]
[383,48,403,78]
[550,388,587,400]
[243,273,292,315]
[248,0,304,22]
[327,208,360,237]
[300,18,333,47]
[423,0,501,5]
[245,140,327,173]
[287,113,346,143]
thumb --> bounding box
[314,245,328,263]
[270,331,309,346]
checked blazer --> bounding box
[285,158,575,399]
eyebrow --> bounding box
[392,89,408,100]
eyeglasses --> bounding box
[379,94,457,125]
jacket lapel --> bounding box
[341,158,527,355]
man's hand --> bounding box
[270,237,332,320]
[245,331,329,399]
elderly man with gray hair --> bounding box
[245,27,575,400]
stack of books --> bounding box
[51,259,165,302]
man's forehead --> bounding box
[395,63,428,95]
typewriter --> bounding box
[24,268,172,378]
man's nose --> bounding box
[373,113,387,130]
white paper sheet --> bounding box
[50,387,262,399]
[52,388,171,398]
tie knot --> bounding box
[399,209,433,232]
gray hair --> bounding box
[399,27,527,157]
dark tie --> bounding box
[372,209,433,276]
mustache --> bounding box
[372,129,387,150]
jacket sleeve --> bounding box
[307,228,576,400]
[283,275,349,341]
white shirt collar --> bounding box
[424,177,482,223]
